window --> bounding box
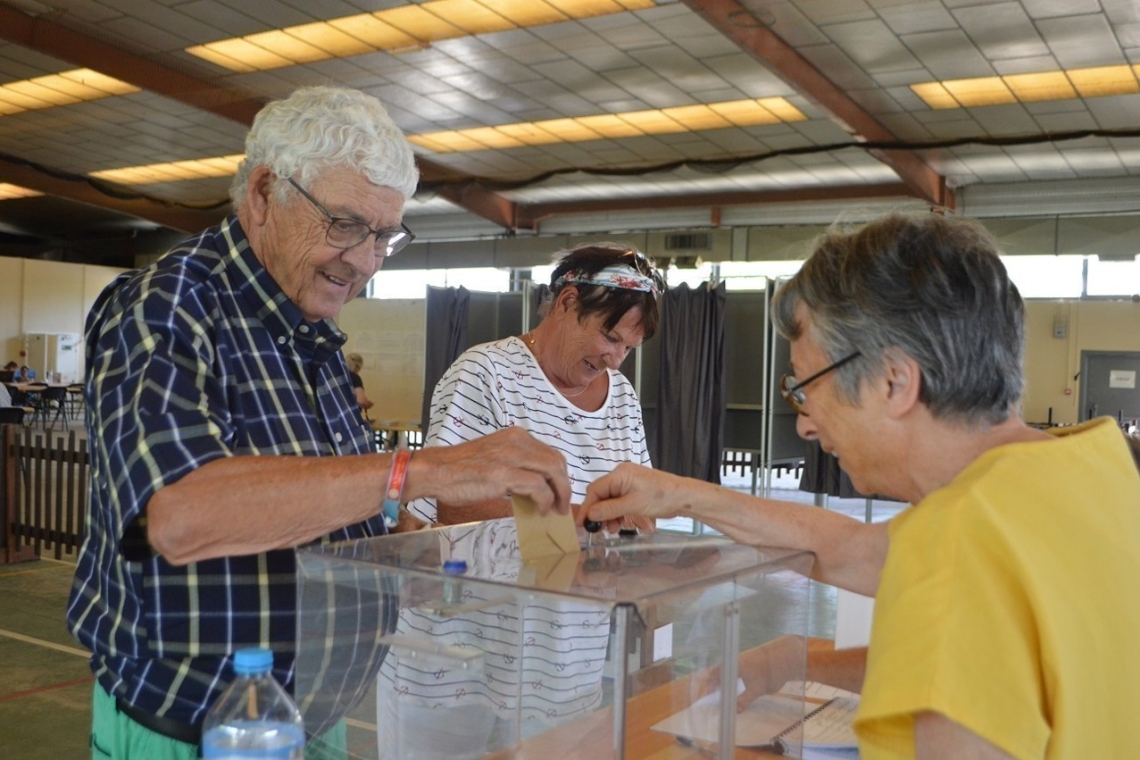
[370,267,510,298]
[1086,257,1140,297]
[999,255,1084,299]
[718,260,803,291]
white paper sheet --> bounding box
[651,681,859,750]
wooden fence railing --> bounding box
[2,424,88,563]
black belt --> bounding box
[115,695,201,746]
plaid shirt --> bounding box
[67,214,390,727]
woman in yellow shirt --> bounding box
[582,212,1140,759]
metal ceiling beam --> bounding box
[681,0,953,209]
[424,177,518,230]
[0,5,519,229]
[516,183,913,228]
[0,159,225,233]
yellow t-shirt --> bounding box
[855,418,1140,759]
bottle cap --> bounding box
[442,559,468,575]
[233,647,274,675]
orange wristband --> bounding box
[381,447,412,527]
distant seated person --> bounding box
[1,360,17,382]
[345,352,374,417]
[13,365,35,382]
[408,242,663,526]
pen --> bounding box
[675,736,718,758]
[675,736,788,758]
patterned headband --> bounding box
[554,264,659,297]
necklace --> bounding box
[522,332,592,399]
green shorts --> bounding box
[90,683,347,760]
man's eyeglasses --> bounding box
[780,351,862,415]
[287,178,415,258]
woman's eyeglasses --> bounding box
[779,351,861,415]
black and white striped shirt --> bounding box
[407,336,651,524]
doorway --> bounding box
[1079,350,1140,424]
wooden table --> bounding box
[484,639,837,760]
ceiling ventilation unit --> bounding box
[664,232,712,251]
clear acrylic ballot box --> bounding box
[294,519,815,760]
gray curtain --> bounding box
[653,281,726,482]
[421,286,470,433]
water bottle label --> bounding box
[201,721,304,759]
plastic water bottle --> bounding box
[201,648,305,759]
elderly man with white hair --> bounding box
[68,87,570,760]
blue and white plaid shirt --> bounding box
[67,214,390,726]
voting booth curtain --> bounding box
[654,281,727,483]
[420,285,470,434]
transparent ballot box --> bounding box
[295,519,815,760]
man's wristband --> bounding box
[381,447,412,528]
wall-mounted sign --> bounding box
[1109,370,1137,389]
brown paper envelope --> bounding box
[524,551,579,591]
[511,494,581,562]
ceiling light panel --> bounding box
[1002,72,1076,102]
[325,15,418,50]
[377,4,467,41]
[532,118,602,142]
[1066,65,1139,98]
[285,22,377,57]
[0,68,139,117]
[941,77,1016,107]
[408,98,810,154]
[241,30,329,64]
[913,65,1140,109]
[186,0,660,72]
[758,98,808,122]
[0,183,42,200]
[573,114,644,138]
[494,122,564,144]
[90,154,245,185]
[427,1,515,35]
[660,105,732,131]
[910,82,959,110]
[710,100,781,126]
[618,110,683,135]
[488,0,570,25]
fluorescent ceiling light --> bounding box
[940,77,1016,108]
[0,183,42,200]
[187,0,656,72]
[86,94,807,180]
[1002,71,1076,102]
[913,64,1140,109]
[0,69,138,116]
[90,155,245,185]
[407,98,807,153]
[1067,65,1139,98]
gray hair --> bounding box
[230,86,419,206]
[771,212,1025,425]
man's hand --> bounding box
[408,427,572,517]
